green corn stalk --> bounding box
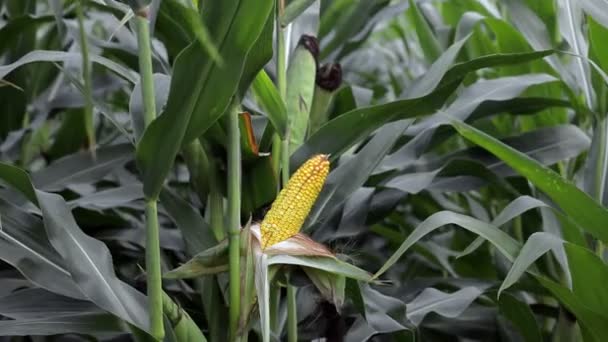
[76,1,95,153]
[135,9,163,340]
[227,101,242,340]
[162,292,208,341]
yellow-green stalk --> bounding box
[134,6,163,339]
[76,1,95,153]
[227,102,242,340]
[162,292,208,341]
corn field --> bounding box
[1,0,608,341]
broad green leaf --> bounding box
[498,232,564,296]
[377,97,574,174]
[411,73,556,133]
[0,313,124,336]
[0,50,138,84]
[156,0,221,64]
[556,0,594,106]
[388,124,590,194]
[303,268,346,307]
[31,144,133,191]
[35,190,150,331]
[344,284,408,340]
[406,287,485,326]
[159,187,216,253]
[458,196,552,258]
[129,74,170,142]
[236,9,274,97]
[162,292,208,341]
[307,120,411,231]
[537,276,608,342]
[290,82,458,170]
[583,117,608,205]
[267,255,373,282]
[252,70,287,138]
[450,119,608,242]
[0,163,151,332]
[498,293,542,342]
[581,0,608,28]
[384,159,519,196]
[136,0,274,198]
[566,243,608,315]
[408,0,442,61]
[47,109,87,159]
[404,34,469,98]
[281,0,316,26]
[292,46,555,169]
[319,0,391,59]
[67,184,143,210]
[0,198,83,299]
[0,288,100,320]
[163,241,229,279]
[374,211,521,279]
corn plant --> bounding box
[1,0,608,341]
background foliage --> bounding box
[1,0,608,341]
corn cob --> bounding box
[261,154,330,249]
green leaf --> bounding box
[129,73,170,142]
[162,292,208,341]
[0,313,124,336]
[67,184,144,210]
[307,120,411,229]
[156,0,221,64]
[281,0,316,26]
[0,163,151,332]
[557,0,594,106]
[236,9,274,97]
[47,109,87,159]
[344,284,408,340]
[583,117,608,205]
[581,0,608,28]
[35,190,150,332]
[374,211,521,279]
[0,288,100,320]
[268,255,373,282]
[0,50,138,84]
[449,119,608,242]
[302,268,346,308]
[458,196,553,258]
[536,276,608,342]
[252,70,287,138]
[386,124,590,194]
[408,0,442,61]
[0,198,83,299]
[290,82,458,170]
[498,293,543,342]
[31,144,133,191]
[292,44,555,169]
[159,187,216,253]
[136,0,274,198]
[566,243,608,315]
[164,241,229,279]
[498,232,564,296]
[406,286,485,326]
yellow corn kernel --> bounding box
[261,154,330,249]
